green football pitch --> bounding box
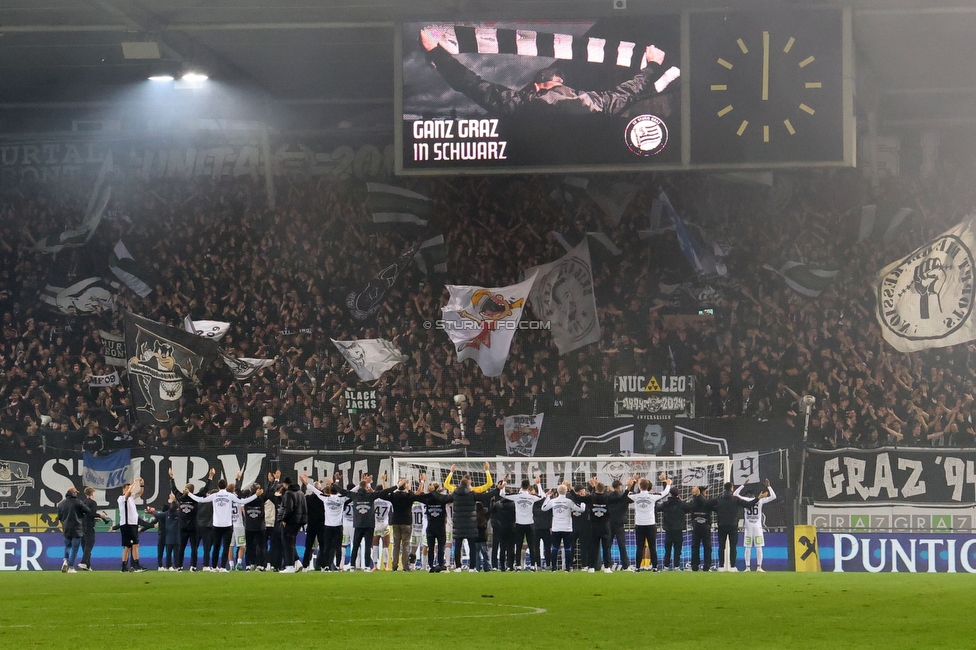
[0,571,970,649]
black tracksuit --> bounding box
[302,489,326,568]
[79,494,107,567]
[713,488,744,569]
[572,490,611,569]
[607,489,631,569]
[489,497,516,571]
[419,491,451,569]
[659,495,687,569]
[171,477,211,570]
[687,495,714,571]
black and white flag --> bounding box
[41,278,116,314]
[184,316,230,341]
[367,183,432,226]
[219,350,275,381]
[110,240,153,298]
[98,330,127,367]
[332,338,408,381]
[524,239,601,355]
[876,216,976,353]
[346,243,421,320]
[124,310,219,424]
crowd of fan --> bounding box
[3,153,976,457]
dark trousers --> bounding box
[535,528,553,568]
[282,523,300,567]
[351,527,374,568]
[493,526,515,570]
[717,525,737,569]
[164,543,176,568]
[320,525,343,569]
[691,523,712,571]
[573,525,589,570]
[454,534,475,568]
[589,527,611,569]
[303,524,325,567]
[268,526,283,569]
[178,528,200,569]
[427,530,446,568]
[635,525,658,569]
[212,526,233,568]
[157,538,166,566]
[513,524,538,567]
[81,527,96,566]
[245,529,266,568]
[609,523,629,568]
[663,529,683,569]
[200,527,214,567]
[551,531,574,570]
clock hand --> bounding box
[762,31,769,101]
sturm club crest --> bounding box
[538,257,596,344]
[878,233,976,343]
[624,114,668,156]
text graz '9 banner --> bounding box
[805,447,976,504]
[399,18,681,173]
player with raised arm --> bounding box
[541,484,584,571]
[736,479,776,572]
[629,473,672,571]
[372,494,394,570]
[301,474,349,571]
[501,476,545,570]
[118,478,147,573]
[187,473,259,572]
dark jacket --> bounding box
[713,489,743,528]
[172,477,212,531]
[449,485,498,539]
[281,484,307,527]
[386,488,419,526]
[572,490,610,530]
[660,495,687,532]
[305,490,325,528]
[419,491,451,535]
[687,495,714,528]
[80,495,107,532]
[489,496,515,531]
[607,489,631,527]
[242,481,277,532]
[339,486,394,529]
[153,506,181,545]
[57,492,90,538]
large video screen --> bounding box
[398,18,683,174]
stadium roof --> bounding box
[1,0,976,134]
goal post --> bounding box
[393,456,732,571]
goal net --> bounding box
[393,456,731,571]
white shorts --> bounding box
[234,528,246,546]
[342,525,353,546]
[411,534,426,548]
[374,525,391,538]
[743,527,764,547]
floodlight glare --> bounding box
[181,73,209,82]
[148,75,175,82]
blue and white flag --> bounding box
[658,190,727,279]
[83,448,132,490]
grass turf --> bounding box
[0,570,970,649]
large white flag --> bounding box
[332,338,408,381]
[184,316,231,341]
[442,274,537,377]
[876,216,976,352]
[524,239,601,355]
[504,413,545,457]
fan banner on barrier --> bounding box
[503,413,544,457]
[805,447,976,503]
